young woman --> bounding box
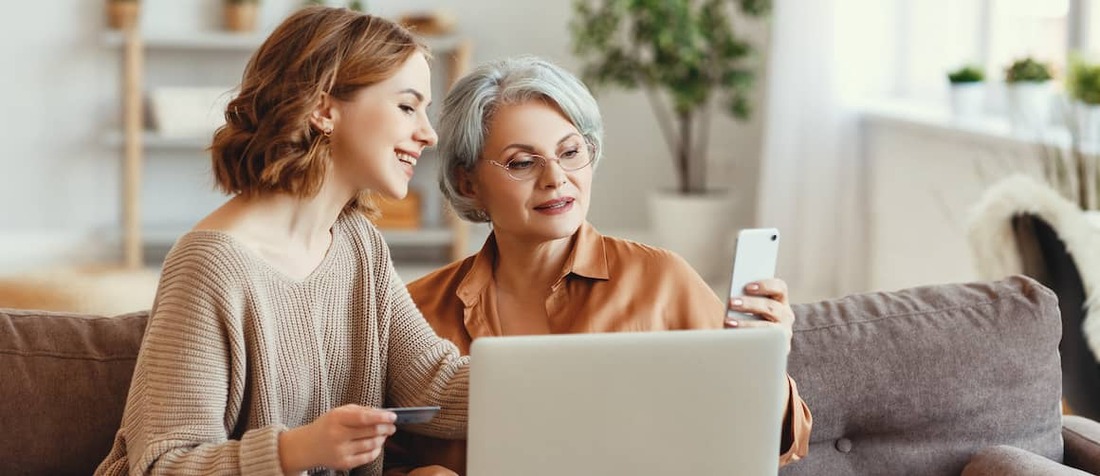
[384,56,811,475]
[97,7,467,475]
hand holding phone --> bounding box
[726,228,780,320]
[382,406,441,426]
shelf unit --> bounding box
[109,26,472,268]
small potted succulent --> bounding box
[224,0,260,32]
[1067,54,1100,145]
[1004,57,1054,134]
[106,0,140,30]
[947,64,985,119]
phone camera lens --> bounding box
[771,235,777,241]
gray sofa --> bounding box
[2,275,1099,474]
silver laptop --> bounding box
[467,327,789,476]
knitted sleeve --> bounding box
[95,238,286,476]
[368,227,470,440]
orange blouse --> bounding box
[384,222,811,475]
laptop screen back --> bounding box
[467,327,788,476]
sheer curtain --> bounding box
[756,0,897,302]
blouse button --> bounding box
[835,438,853,453]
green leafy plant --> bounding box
[1036,55,1100,210]
[1005,57,1053,83]
[348,0,365,11]
[570,0,771,195]
[947,64,984,84]
[1068,54,1100,105]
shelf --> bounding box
[104,131,211,150]
[380,228,453,247]
[103,30,466,53]
[106,26,473,267]
[103,30,268,51]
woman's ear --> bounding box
[308,92,337,133]
[456,167,479,200]
[456,168,489,220]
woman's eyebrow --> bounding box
[398,88,424,101]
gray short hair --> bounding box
[436,56,604,223]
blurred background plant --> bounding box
[948,64,985,84]
[570,0,771,195]
[1040,54,1100,210]
[1005,57,1054,83]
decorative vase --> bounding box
[224,3,258,32]
[106,1,139,30]
[1007,81,1053,135]
[949,82,984,120]
[649,191,734,284]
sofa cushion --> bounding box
[781,276,1063,475]
[961,445,1089,475]
[0,308,149,475]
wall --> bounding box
[861,102,1046,292]
[0,0,770,268]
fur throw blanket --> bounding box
[968,174,1100,361]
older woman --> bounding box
[384,56,811,476]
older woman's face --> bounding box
[470,100,594,243]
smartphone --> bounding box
[726,228,780,320]
[382,406,441,425]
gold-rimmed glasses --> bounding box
[487,139,596,181]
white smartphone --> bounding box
[726,228,780,320]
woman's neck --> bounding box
[209,173,355,250]
[492,232,574,295]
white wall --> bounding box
[0,0,770,265]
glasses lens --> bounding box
[557,141,594,171]
[505,153,541,180]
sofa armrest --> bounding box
[1064,415,1100,474]
[961,445,1091,476]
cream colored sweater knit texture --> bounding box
[96,212,469,476]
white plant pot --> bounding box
[1075,102,1100,147]
[949,82,985,119]
[1007,81,1053,135]
[649,191,734,283]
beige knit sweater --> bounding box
[96,212,469,476]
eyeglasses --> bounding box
[487,140,596,181]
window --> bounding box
[986,0,1069,77]
[889,0,1075,105]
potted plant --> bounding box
[224,0,259,32]
[570,0,770,280]
[1067,54,1100,145]
[106,0,140,30]
[947,64,985,119]
[1005,56,1054,134]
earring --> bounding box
[323,126,333,137]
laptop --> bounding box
[466,327,789,476]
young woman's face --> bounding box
[327,51,438,200]
[468,100,595,243]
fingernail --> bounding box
[726,319,739,328]
[731,299,743,307]
[747,283,759,291]
[386,412,397,422]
